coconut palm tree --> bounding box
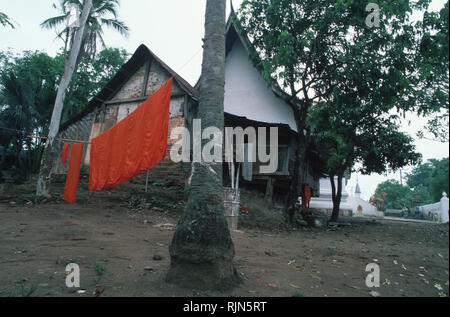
[167,0,240,290]
[41,0,129,59]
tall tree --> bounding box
[36,0,93,197]
[416,1,449,143]
[375,179,414,210]
[239,0,440,222]
[310,101,421,222]
[41,0,129,59]
[167,0,240,290]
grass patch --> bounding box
[94,262,107,283]
[56,257,79,266]
[8,283,38,297]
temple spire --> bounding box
[230,0,235,15]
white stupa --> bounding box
[347,177,383,218]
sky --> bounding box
[0,0,448,200]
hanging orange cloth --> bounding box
[61,143,70,164]
[89,77,173,191]
[62,143,85,203]
[302,185,312,211]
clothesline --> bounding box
[26,135,90,144]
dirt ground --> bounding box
[0,176,448,297]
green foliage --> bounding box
[415,1,449,142]
[429,157,449,202]
[93,261,107,283]
[375,157,449,209]
[406,158,449,203]
[0,12,15,28]
[292,291,306,297]
[0,51,61,179]
[239,1,440,218]
[406,161,434,189]
[375,179,414,209]
[239,0,440,113]
[8,283,38,297]
[0,48,128,180]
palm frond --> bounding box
[0,12,15,28]
[40,15,68,29]
[101,18,129,37]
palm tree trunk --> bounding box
[167,0,240,290]
[36,0,92,197]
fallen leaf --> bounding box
[311,274,321,280]
[267,283,278,289]
[292,265,302,271]
[289,283,301,289]
[434,283,443,291]
[393,260,398,265]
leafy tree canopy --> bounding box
[375,179,414,209]
[0,48,128,179]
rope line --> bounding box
[0,126,89,144]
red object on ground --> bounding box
[62,143,85,204]
[302,185,312,211]
[61,143,70,164]
[88,77,173,191]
